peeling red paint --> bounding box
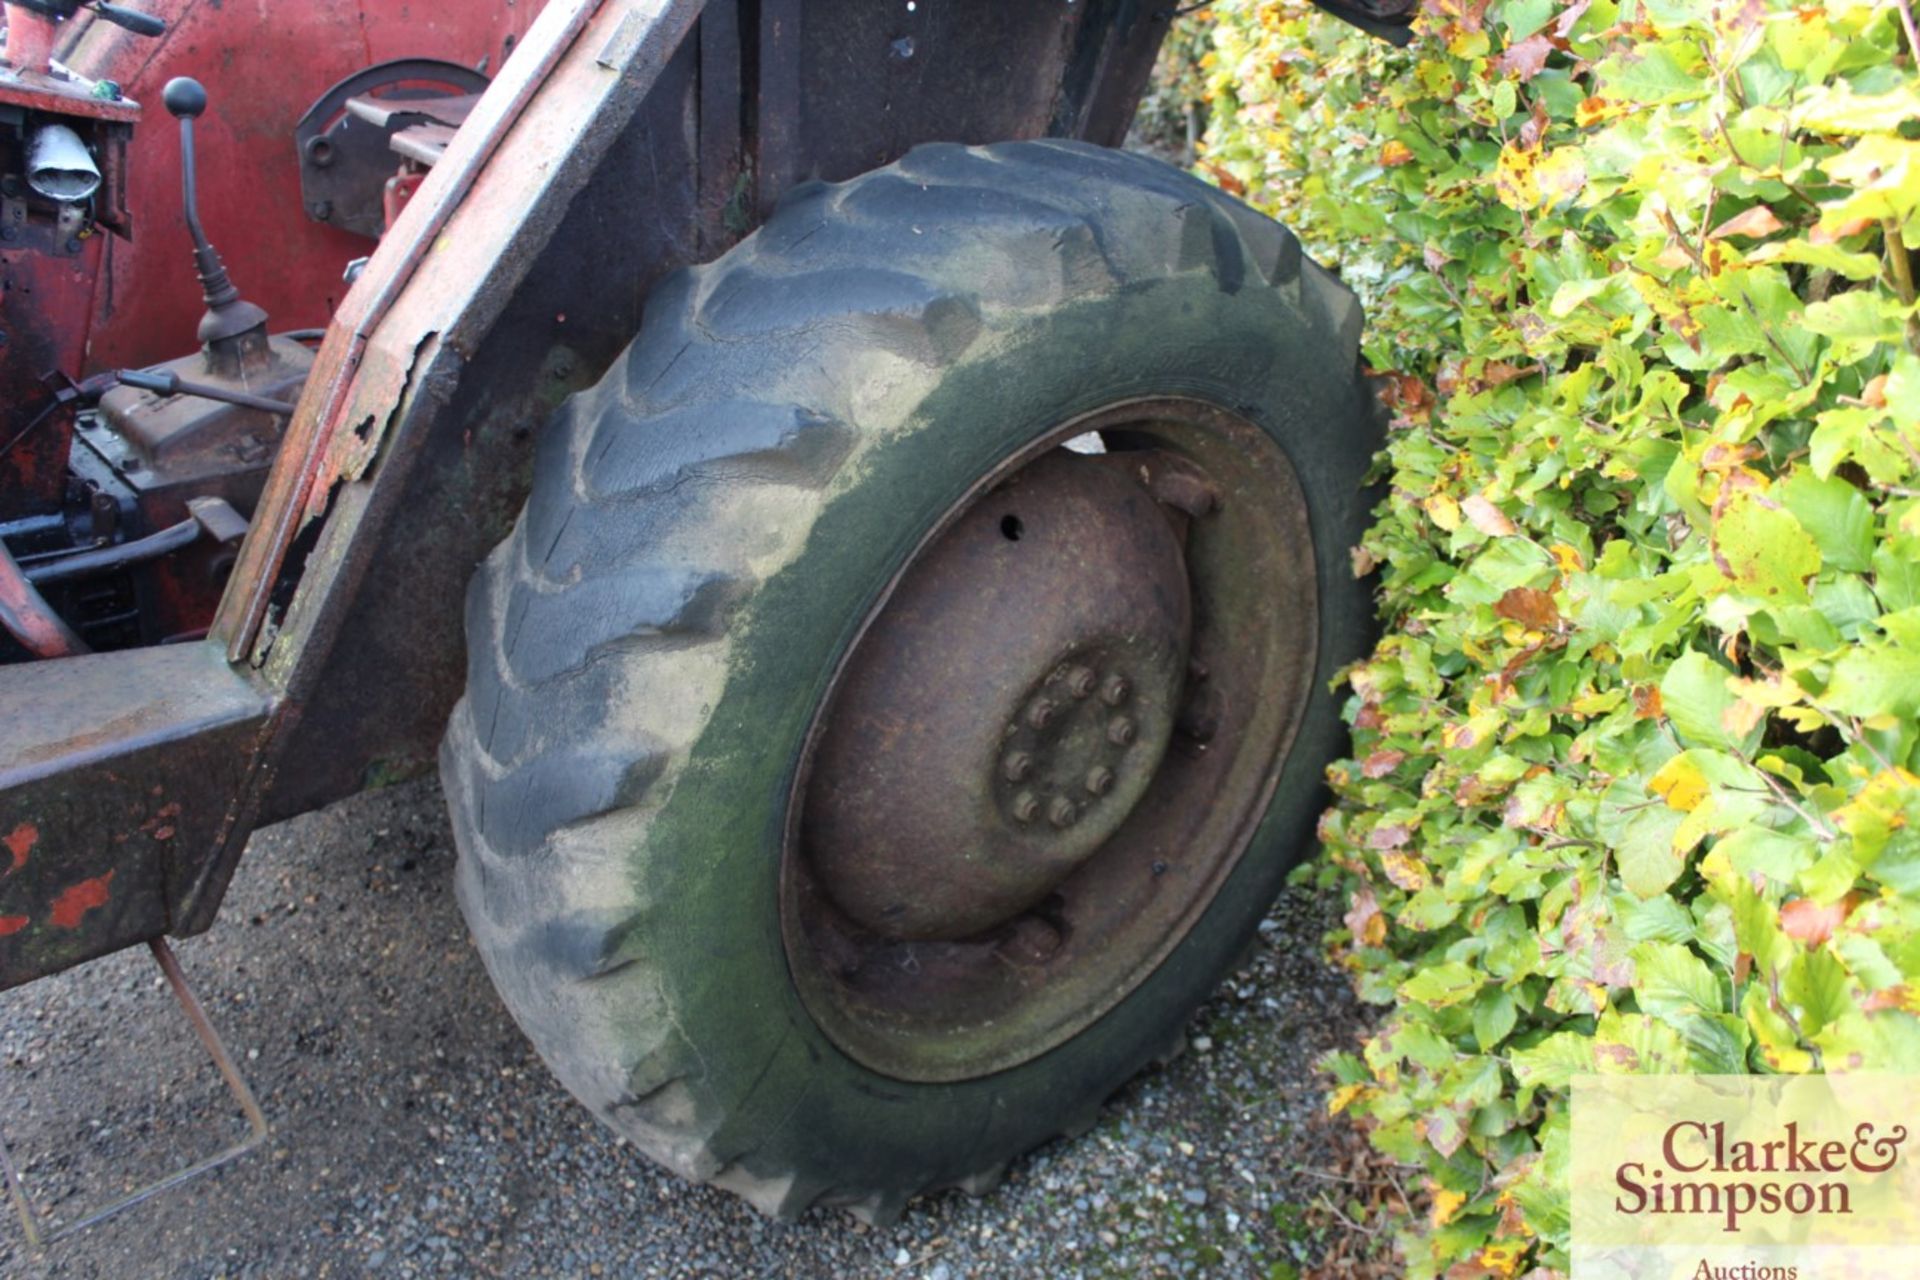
[49,871,114,929]
[3,822,35,876]
[0,916,27,937]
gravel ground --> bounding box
[0,777,1377,1278]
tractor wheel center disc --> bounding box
[781,399,1318,1083]
[802,450,1191,941]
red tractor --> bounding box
[0,0,1408,1235]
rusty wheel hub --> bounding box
[783,399,1317,1082]
[803,451,1191,942]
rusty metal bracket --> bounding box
[0,938,267,1248]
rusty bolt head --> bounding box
[1012,791,1039,823]
[1048,796,1079,829]
[1002,751,1033,783]
[1100,674,1130,706]
[1065,666,1097,698]
[1085,766,1115,797]
[1107,716,1137,746]
[1025,697,1058,730]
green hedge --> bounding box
[1192,2,1920,1274]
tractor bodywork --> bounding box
[0,0,1414,989]
[0,0,1185,989]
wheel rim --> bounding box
[781,398,1318,1082]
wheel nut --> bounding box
[1101,675,1130,706]
[1085,766,1114,796]
[1012,791,1039,823]
[1065,666,1097,698]
[1002,751,1033,783]
[1048,796,1079,828]
[1107,715,1136,746]
[1025,697,1057,730]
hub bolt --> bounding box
[1002,751,1033,783]
[1065,666,1097,698]
[1107,715,1137,746]
[1085,766,1114,796]
[1012,791,1039,823]
[1048,797,1080,829]
[1025,697,1058,730]
[1100,675,1130,706]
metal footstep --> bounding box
[0,939,268,1248]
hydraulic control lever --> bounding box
[162,77,271,374]
[115,368,295,417]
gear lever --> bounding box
[163,76,271,376]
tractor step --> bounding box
[0,937,268,1247]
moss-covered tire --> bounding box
[440,140,1381,1222]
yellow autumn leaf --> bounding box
[1494,141,1540,211]
[1697,840,1735,887]
[1820,135,1920,227]
[1431,1186,1467,1227]
[1381,849,1431,892]
[1569,689,1625,715]
[1575,95,1626,126]
[1536,146,1587,207]
[1550,542,1587,573]
[1726,674,1804,708]
[1649,753,1709,812]
[1327,1082,1373,1115]
[1479,1240,1528,1277]
[1799,82,1920,135]
[1427,492,1462,530]
[1441,711,1500,750]
[1834,769,1920,841]
[1448,28,1490,59]
[1779,705,1828,733]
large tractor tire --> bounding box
[440,140,1381,1221]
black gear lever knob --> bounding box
[158,72,267,366]
[162,76,207,119]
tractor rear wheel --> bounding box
[439,140,1381,1221]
